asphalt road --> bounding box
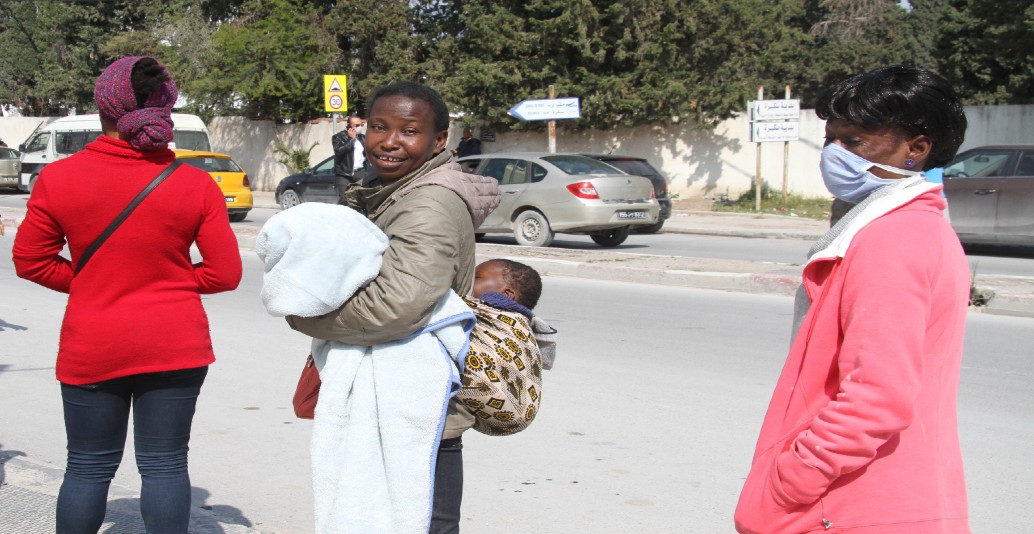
[1,239,1032,533]
[234,205,1034,277]
[4,192,1033,276]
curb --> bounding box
[490,255,803,296]
[4,205,1034,318]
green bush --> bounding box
[274,142,319,173]
[712,182,833,220]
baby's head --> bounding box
[473,259,542,309]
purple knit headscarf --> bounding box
[94,56,177,151]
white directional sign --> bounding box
[751,121,800,143]
[750,99,800,121]
[508,98,581,121]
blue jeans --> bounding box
[430,436,463,534]
[57,366,208,534]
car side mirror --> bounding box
[303,167,313,174]
[18,143,25,152]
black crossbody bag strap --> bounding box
[74,160,183,277]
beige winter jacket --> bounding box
[287,150,500,438]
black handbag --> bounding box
[74,160,182,276]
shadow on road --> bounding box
[102,486,255,533]
[0,318,29,331]
[0,444,28,486]
[963,244,1034,260]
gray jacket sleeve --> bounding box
[286,187,473,345]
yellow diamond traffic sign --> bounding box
[324,75,347,113]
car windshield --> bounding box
[944,150,1013,178]
[542,155,621,175]
[55,131,102,156]
[604,159,663,180]
[180,156,242,173]
[311,157,334,173]
[173,131,211,151]
[0,147,17,158]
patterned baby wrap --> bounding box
[458,296,543,436]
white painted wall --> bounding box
[4,105,1032,197]
[483,111,830,199]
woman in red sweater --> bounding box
[12,56,241,533]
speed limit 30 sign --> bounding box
[324,75,347,113]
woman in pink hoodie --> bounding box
[735,66,971,533]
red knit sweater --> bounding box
[12,136,242,385]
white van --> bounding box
[17,113,210,192]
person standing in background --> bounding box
[332,115,368,198]
[451,128,481,158]
[12,55,242,533]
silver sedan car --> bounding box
[0,146,20,190]
[458,153,659,247]
[943,145,1034,248]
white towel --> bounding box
[256,203,474,533]
[311,293,473,534]
[256,202,388,317]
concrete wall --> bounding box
[484,111,830,198]
[4,105,1033,197]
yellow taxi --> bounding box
[174,150,253,222]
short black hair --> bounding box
[815,65,967,169]
[130,58,171,109]
[368,82,450,132]
[493,259,543,309]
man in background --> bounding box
[451,128,481,158]
[333,115,367,198]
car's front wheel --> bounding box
[279,189,301,210]
[229,211,248,222]
[513,210,554,247]
[590,226,630,247]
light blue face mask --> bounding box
[820,143,920,203]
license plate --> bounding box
[617,210,647,220]
[225,196,235,203]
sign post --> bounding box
[783,85,792,206]
[508,92,581,153]
[754,87,763,213]
[548,85,557,153]
[324,74,348,133]
[748,89,800,212]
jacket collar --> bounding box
[807,177,941,266]
[345,149,452,216]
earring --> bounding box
[905,158,916,168]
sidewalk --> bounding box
[0,453,260,533]
[4,192,1033,317]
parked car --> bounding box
[18,113,210,193]
[0,146,20,190]
[581,153,671,233]
[275,155,338,209]
[943,145,1034,248]
[175,150,253,222]
[458,153,659,247]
